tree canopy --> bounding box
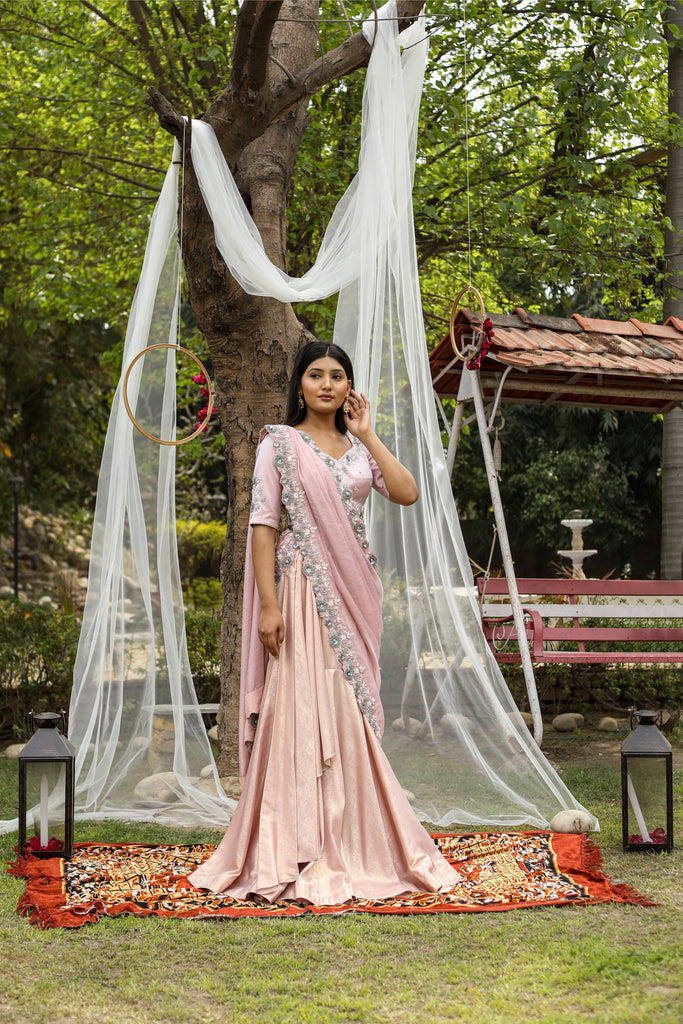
[0,0,673,546]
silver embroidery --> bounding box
[296,432,380,568]
[250,474,265,519]
[265,425,381,737]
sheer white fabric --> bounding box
[1,1,596,836]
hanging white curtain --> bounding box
[1,1,596,836]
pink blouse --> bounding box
[249,429,390,530]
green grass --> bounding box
[1,759,681,1024]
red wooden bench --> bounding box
[476,577,683,664]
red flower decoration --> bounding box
[193,372,216,432]
[24,836,63,853]
[466,318,495,370]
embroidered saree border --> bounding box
[7,832,654,929]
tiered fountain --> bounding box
[557,509,597,578]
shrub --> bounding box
[0,600,81,740]
[0,602,224,741]
[176,519,225,611]
[185,609,221,706]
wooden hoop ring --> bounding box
[449,284,487,362]
[122,344,215,447]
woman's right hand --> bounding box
[257,605,285,658]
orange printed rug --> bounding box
[8,831,653,929]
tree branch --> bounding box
[208,1,424,144]
[146,86,187,141]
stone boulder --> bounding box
[133,771,179,804]
[2,743,25,759]
[597,717,618,732]
[550,809,594,833]
[552,712,584,732]
[441,713,474,736]
[220,776,242,801]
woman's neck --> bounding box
[298,410,343,438]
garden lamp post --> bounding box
[9,474,23,599]
[621,709,673,852]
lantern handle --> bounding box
[60,709,68,733]
[28,709,35,733]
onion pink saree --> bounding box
[188,426,460,903]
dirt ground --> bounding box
[539,715,683,769]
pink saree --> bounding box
[188,426,461,903]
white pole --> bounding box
[627,773,653,843]
[469,368,543,744]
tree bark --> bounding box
[662,0,683,579]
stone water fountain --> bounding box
[557,508,597,577]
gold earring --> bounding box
[298,393,304,411]
[343,396,351,414]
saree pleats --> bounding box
[188,555,460,903]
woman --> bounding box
[188,342,461,904]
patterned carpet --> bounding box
[8,831,653,928]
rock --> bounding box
[220,776,242,800]
[391,716,423,733]
[133,771,179,804]
[552,713,584,732]
[597,717,618,732]
[402,788,416,803]
[2,743,25,759]
[207,725,219,741]
[441,713,474,735]
[199,764,215,779]
[508,711,534,729]
[38,595,55,606]
[0,586,15,598]
[550,810,594,834]
[129,736,149,751]
[195,776,223,797]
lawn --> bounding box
[0,757,681,1024]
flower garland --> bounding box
[466,318,495,370]
[193,372,217,432]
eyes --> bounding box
[305,370,347,382]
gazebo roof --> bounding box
[429,308,683,413]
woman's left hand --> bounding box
[344,390,372,438]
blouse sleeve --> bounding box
[249,433,282,528]
[366,448,391,499]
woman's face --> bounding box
[299,356,350,415]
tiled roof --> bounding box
[430,308,683,413]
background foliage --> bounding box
[0,0,674,572]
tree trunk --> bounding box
[148,0,424,774]
[662,0,683,579]
[181,1,319,774]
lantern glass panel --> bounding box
[623,756,669,847]
[22,761,68,853]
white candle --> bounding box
[40,774,49,847]
[627,772,653,843]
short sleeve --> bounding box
[366,449,390,499]
[249,433,282,528]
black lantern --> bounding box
[621,710,673,852]
[18,711,75,859]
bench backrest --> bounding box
[476,577,683,598]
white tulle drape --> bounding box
[2,1,596,836]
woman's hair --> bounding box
[285,341,354,433]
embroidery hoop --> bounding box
[122,343,215,446]
[449,284,488,363]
